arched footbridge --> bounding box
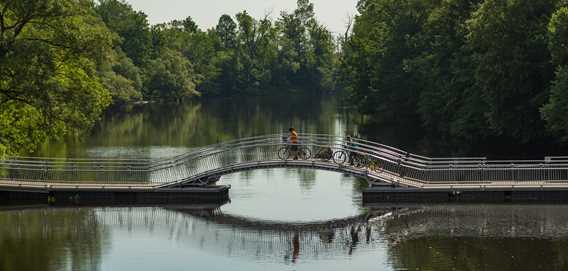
[2,134,568,192]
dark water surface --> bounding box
[2,96,568,270]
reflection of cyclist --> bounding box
[292,232,300,263]
[288,128,299,160]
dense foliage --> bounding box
[0,0,337,155]
[0,0,114,156]
[341,0,568,154]
[3,0,568,157]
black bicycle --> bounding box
[313,147,333,160]
[278,144,311,160]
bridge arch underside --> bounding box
[166,160,392,188]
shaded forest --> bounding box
[341,0,568,155]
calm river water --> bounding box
[1,95,568,271]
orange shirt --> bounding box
[290,131,298,144]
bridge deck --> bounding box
[3,177,568,192]
[0,180,157,191]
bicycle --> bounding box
[351,153,384,172]
[313,146,333,161]
[351,152,369,168]
[367,157,384,172]
[332,150,349,165]
[278,144,311,160]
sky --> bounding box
[126,0,359,35]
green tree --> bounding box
[308,24,336,90]
[341,0,430,123]
[216,14,237,50]
[466,0,557,142]
[235,11,278,90]
[275,12,303,84]
[542,6,568,140]
[95,0,152,65]
[547,6,568,66]
[183,17,199,33]
[144,49,198,101]
[275,0,335,89]
[0,0,113,155]
[150,19,219,95]
[208,15,240,94]
[410,0,485,146]
[542,68,568,141]
[99,49,143,105]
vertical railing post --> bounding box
[511,163,515,183]
[396,156,403,177]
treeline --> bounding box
[0,0,336,155]
[341,0,568,153]
[97,0,337,101]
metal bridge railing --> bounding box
[1,134,568,187]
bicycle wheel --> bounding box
[300,147,311,160]
[333,150,348,165]
[278,147,290,160]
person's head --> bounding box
[346,135,352,140]
[289,128,296,133]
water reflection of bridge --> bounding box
[94,207,387,262]
[90,204,568,263]
[3,204,568,265]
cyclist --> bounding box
[288,128,299,160]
